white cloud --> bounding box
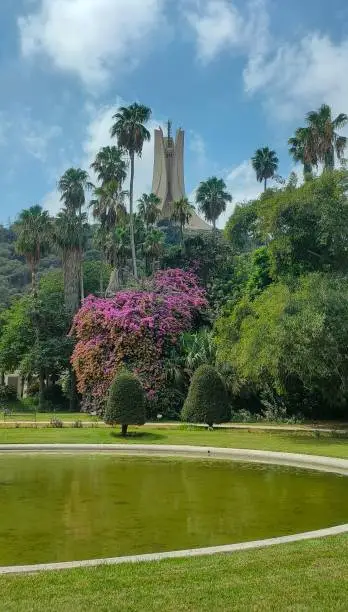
[215,160,261,228]
[22,122,61,161]
[19,0,167,88]
[244,34,348,122]
[42,189,62,216]
[184,0,269,63]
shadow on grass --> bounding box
[110,430,165,442]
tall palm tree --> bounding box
[305,103,347,170]
[105,226,132,295]
[90,146,128,186]
[90,180,128,232]
[251,147,279,191]
[171,198,195,246]
[196,177,232,232]
[111,103,152,280]
[13,206,51,410]
[143,228,164,274]
[138,193,161,230]
[58,168,92,301]
[14,205,51,296]
[53,208,87,316]
[288,127,316,178]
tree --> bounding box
[58,168,92,301]
[196,177,232,232]
[90,181,128,233]
[138,193,161,230]
[143,228,164,274]
[0,271,71,411]
[251,147,279,191]
[171,198,194,246]
[90,146,128,186]
[111,103,152,280]
[306,104,347,170]
[105,225,132,295]
[288,127,316,178]
[181,365,230,427]
[215,274,348,419]
[104,370,146,436]
[13,206,51,296]
[53,208,87,316]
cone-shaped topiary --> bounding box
[181,365,230,427]
[104,370,146,436]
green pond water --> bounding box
[0,454,347,566]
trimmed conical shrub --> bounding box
[181,365,230,427]
[104,370,146,436]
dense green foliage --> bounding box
[217,169,348,419]
[181,365,230,426]
[104,370,145,435]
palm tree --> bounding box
[14,205,51,296]
[53,208,87,316]
[13,206,51,410]
[288,127,316,178]
[251,147,279,191]
[58,168,92,301]
[143,228,164,274]
[90,146,128,186]
[105,226,132,295]
[196,177,232,232]
[111,103,152,280]
[171,198,195,246]
[90,180,128,232]
[305,103,347,170]
[138,193,161,230]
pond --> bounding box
[0,454,347,566]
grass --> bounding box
[2,535,348,611]
[0,424,347,458]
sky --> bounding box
[1,0,348,228]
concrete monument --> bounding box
[152,122,211,231]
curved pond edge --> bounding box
[0,444,347,575]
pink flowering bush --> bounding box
[71,269,207,414]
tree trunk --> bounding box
[106,268,120,296]
[79,204,84,304]
[99,259,104,296]
[39,368,45,411]
[63,248,81,316]
[129,152,138,280]
[264,177,267,191]
[68,367,79,412]
[0,372,4,386]
[121,423,128,437]
[31,265,38,298]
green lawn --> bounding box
[0,424,347,458]
[2,535,347,611]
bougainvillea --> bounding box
[71,269,207,414]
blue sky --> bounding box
[1,0,348,227]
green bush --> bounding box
[104,370,146,436]
[181,365,230,427]
[0,383,17,404]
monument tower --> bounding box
[151,122,211,230]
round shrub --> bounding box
[181,365,230,427]
[104,371,146,436]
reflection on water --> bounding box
[0,454,347,566]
